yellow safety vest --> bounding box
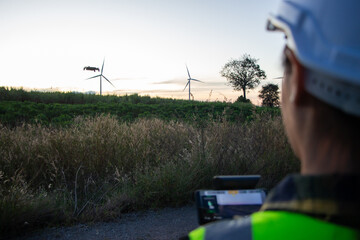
[189,211,359,240]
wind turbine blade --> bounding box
[183,81,189,91]
[190,78,202,82]
[103,75,115,88]
[186,65,191,79]
[101,58,105,74]
[86,75,101,80]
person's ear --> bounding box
[285,48,306,105]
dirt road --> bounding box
[19,205,199,240]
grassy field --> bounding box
[0,88,298,237]
[0,87,279,126]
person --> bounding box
[186,0,360,239]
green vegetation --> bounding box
[259,83,280,107]
[0,87,280,127]
[0,87,296,237]
[0,87,181,105]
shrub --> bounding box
[235,95,251,103]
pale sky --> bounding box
[0,0,284,104]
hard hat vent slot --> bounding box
[327,86,333,93]
[335,90,341,97]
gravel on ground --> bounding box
[17,205,199,240]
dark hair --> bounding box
[282,51,292,75]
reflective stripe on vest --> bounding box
[189,211,359,240]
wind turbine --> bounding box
[184,65,202,100]
[86,58,115,95]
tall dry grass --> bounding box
[0,114,298,236]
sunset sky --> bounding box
[0,0,284,104]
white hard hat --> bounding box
[267,0,360,116]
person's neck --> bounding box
[301,135,356,175]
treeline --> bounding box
[0,87,280,126]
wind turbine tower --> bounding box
[184,65,202,100]
[86,58,115,95]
